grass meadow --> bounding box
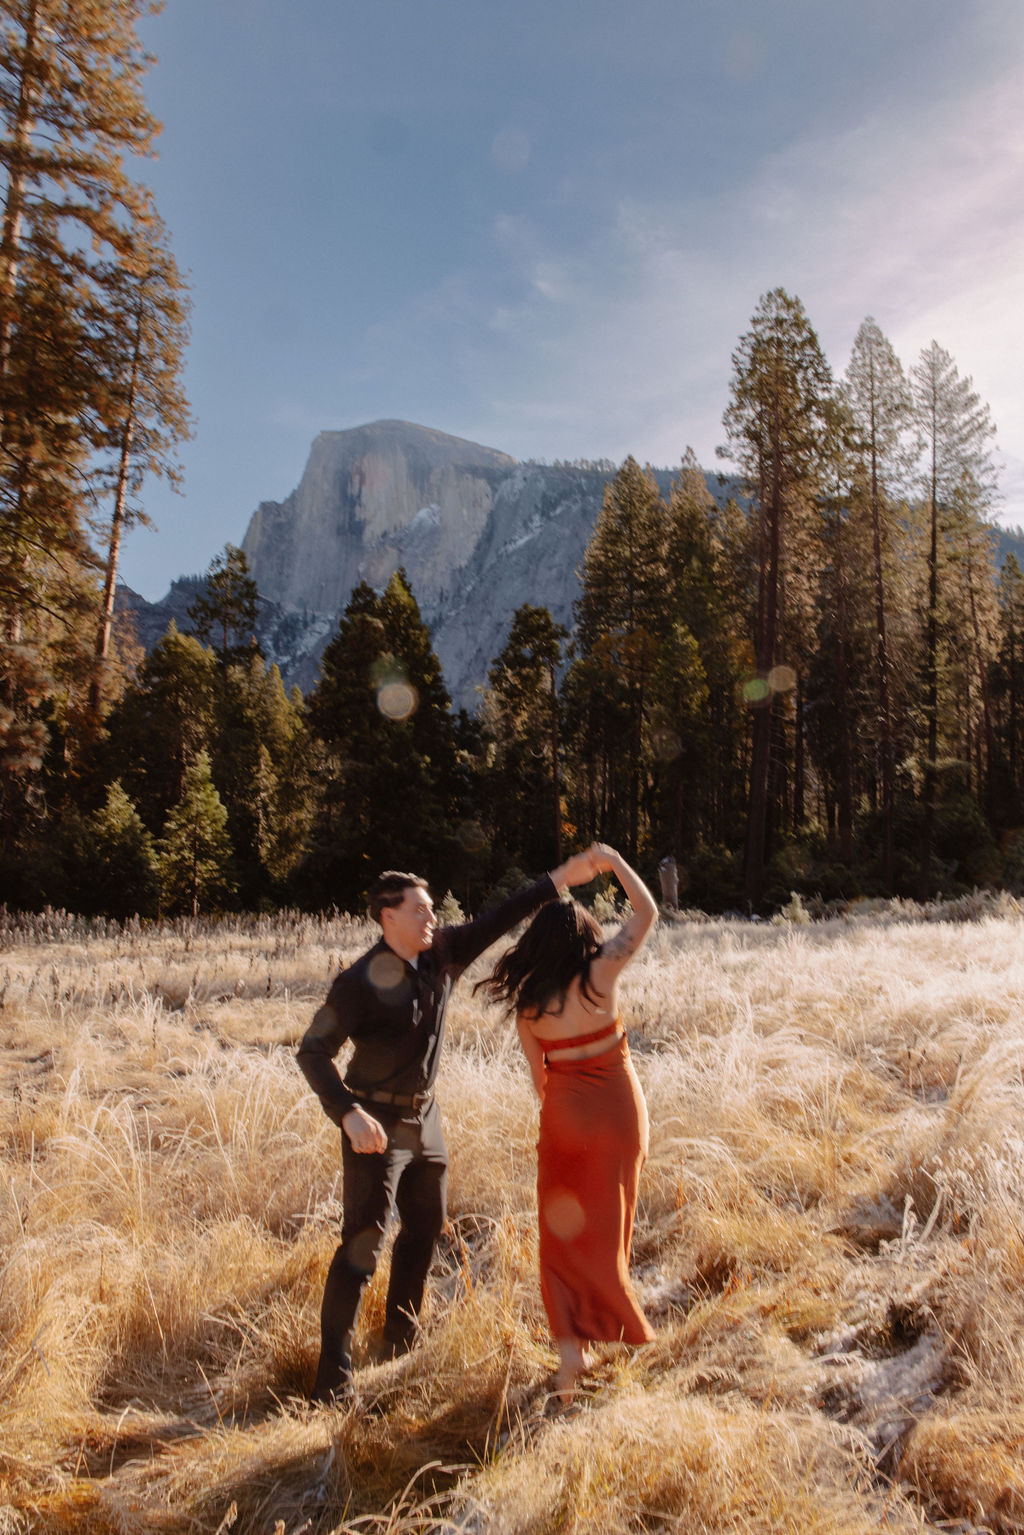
[2,895,1024,1533]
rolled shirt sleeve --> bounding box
[296,1000,356,1125]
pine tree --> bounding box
[0,249,99,792]
[911,341,998,893]
[303,571,463,909]
[91,228,192,711]
[645,453,741,874]
[158,749,234,917]
[991,553,1024,823]
[646,617,708,863]
[102,623,219,832]
[483,603,567,869]
[0,2,161,406]
[85,778,158,917]
[0,0,190,834]
[721,289,834,907]
[946,470,1000,814]
[187,544,260,663]
[802,396,868,869]
[843,318,914,890]
[212,650,312,899]
[570,456,672,858]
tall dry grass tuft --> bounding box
[463,1384,916,1534]
[3,904,1024,1531]
[900,1406,1024,1529]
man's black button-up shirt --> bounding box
[296,875,557,1125]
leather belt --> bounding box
[347,1085,434,1111]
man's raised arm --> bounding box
[441,848,600,973]
[548,849,600,893]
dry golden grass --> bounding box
[2,899,1024,1532]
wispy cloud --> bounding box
[388,48,1024,515]
[123,0,1024,597]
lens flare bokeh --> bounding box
[377,681,418,720]
[742,676,771,704]
[767,664,797,693]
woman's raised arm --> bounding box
[588,845,658,981]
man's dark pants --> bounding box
[313,1099,448,1399]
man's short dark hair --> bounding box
[368,871,429,924]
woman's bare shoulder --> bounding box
[595,927,644,968]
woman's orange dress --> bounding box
[536,1031,654,1345]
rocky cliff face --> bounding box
[238,420,643,708]
[428,458,638,710]
[121,421,673,707]
[241,420,516,621]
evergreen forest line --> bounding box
[5,299,1023,920]
[0,8,1020,917]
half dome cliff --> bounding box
[239,419,626,708]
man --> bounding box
[296,851,597,1402]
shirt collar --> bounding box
[378,936,420,972]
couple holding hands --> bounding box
[297,843,657,1406]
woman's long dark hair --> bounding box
[476,899,604,1018]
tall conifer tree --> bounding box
[304,571,462,909]
[212,650,312,900]
[158,749,234,917]
[91,229,191,710]
[649,453,742,868]
[102,624,219,832]
[187,544,260,663]
[991,553,1024,823]
[843,318,914,889]
[722,289,833,907]
[570,456,671,858]
[804,396,865,867]
[484,603,567,869]
[0,0,189,834]
[911,341,998,893]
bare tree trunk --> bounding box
[833,506,853,864]
[547,656,562,862]
[869,440,895,892]
[744,451,781,910]
[91,298,143,714]
[1010,623,1020,788]
[0,0,39,445]
[964,535,995,817]
[920,423,940,899]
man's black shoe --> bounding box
[366,1331,414,1365]
[310,1377,354,1407]
[310,1355,354,1406]
[380,1325,416,1358]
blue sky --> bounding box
[123,0,1024,598]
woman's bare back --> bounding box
[513,847,658,1091]
[525,972,622,1060]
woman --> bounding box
[479,843,658,1400]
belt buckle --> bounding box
[349,1085,430,1110]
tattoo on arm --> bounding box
[602,931,639,963]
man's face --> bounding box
[381,884,436,956]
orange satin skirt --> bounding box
[536,1035,654,1345]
